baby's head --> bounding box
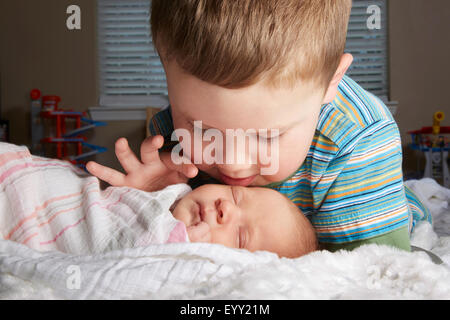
[172,184,317,258]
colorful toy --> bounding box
[408,111,449,187]
[30,89,107,167]
[432,111,445,135]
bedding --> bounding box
[1,143,450,299]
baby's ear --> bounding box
[322,53,353,104]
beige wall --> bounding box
[0,0,145,172]
[389,0,450,139]
[0,0,449,173]
[389,0,450,172]
[0,0,97,145]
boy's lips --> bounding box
[219,173,256,186]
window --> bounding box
[97,0,167,108]
[346,0,389,99]
[96,0,390,111]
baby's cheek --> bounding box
[187,221,211,243]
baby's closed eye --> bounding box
[238,226,249,249]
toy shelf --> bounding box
[407,112,449,187]
[30,89,107,167]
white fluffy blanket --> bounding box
[0,143,450,299]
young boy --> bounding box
[87,0,431,252]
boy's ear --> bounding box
[322,53,353,104]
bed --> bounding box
[0,143,450,299]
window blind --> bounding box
[98,0,389,107]
[346,0,389,98]
[98,0,167,107]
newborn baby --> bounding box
[0,142,317,258]
[172,184,318,258]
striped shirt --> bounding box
[149,75,427,245]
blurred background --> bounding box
[0,0,449,180]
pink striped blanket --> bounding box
[0,143,190,254]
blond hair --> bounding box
[151,0,352,90]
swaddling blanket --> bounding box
[0,143,191,255]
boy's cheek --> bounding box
[170,123,308,183]
[188,144,306,182]
[256,152,308,184]
[194,159,302,186]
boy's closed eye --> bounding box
[189,120,284,141]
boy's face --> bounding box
[165,60,326,186]
[172,184,304,258]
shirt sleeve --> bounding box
[311,119,411,248]
[320,226,411,252]
[148,106,178,152]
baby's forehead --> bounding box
[247,188,297,216]
[250,187,289,200]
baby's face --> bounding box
[172,184,305,258]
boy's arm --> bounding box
[313,119,411,251]
[148,106,179,152]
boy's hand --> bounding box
[86,135,198,192]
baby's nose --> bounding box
[216,199,238,225]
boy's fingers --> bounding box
[160,152,198,178]
[115,138,142,173]
[86,161,126,186]
[180,162,198,178]
[141,135,164,164]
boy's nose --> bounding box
[219,135,259,171]
[216,199,239,225]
